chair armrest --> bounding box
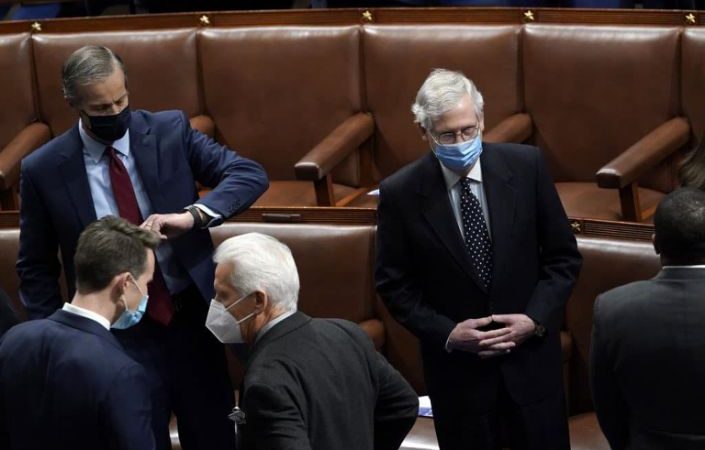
[358,318,386,351]
[189,114,215,138]
[295,112,374,181]
[0,122,51,190]
[596,117,690,189]
[483,113,533,144]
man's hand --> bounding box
[485,313,536,348]
[141,212,194,240]
[447,316,515,355]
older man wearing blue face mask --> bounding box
[375,69,582,450]
[207,232,419,450]
[0,216,158,450]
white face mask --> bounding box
[205,295,256,344]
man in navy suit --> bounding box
[0,216,158,450]
[375,69,581,450]
[16,46,268,450]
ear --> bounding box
[417,123,428,141]
[479,115,485,132]
[253,290,268,314]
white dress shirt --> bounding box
[62,302,111,330]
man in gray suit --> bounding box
[590,187,705,450]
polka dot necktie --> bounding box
[459,178,493,289]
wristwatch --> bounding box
[184,205,205,229]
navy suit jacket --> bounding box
[17,110,268,318]
[0,310,155,450]
[375,144,581,409]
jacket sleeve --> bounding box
[16,165,64,319]
[243,382,312,450]
[179,112,268,221]
[104,364,156,450]
[523,148,582,332]
[375,182,457,348]
[372,350,418,450]
[590,296,629,450]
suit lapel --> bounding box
[129,116,163,213]
[419,153,487,291]
[481,144,517,293]
[58,126,97,229]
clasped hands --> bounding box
[447,314,536,359]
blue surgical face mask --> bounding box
[433,132,483,173]
[112,276,149,330]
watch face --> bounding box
[535,325,546,337]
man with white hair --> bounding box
[207,232,418,450]
[375,69,581,449]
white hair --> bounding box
[411,68,484,131]
[214,233,299,313]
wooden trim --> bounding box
[569,218,653,242]
[2,7,705,35]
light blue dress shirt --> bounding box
[80,121,192,294]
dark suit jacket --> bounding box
[240,312,418,450]
[591,267,705,450]
[0,289,18,339]
[0,309,155,450]
[375,144,581,410]
[17,109,268,318]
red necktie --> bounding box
[107,147,174,326]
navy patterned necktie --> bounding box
[459,178,493,289]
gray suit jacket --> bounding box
[591,267,705,450]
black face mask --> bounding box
[83,106,131,142]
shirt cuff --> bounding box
[193,203,222,228]
[445,334,453,353]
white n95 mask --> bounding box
[205,296,256,344]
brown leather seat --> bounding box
[0,33,51,210]
[346,24,532,208]
[32,29,215,137]
[198,26,371,207]
[523,25,687,222]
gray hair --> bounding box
[412,69,484,131]
[214,233,299,314]
[62,45,127,105]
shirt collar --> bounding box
[62,302,111,330]
[79,118,131,164]
[439,158,483,192]
[255,309,297,344]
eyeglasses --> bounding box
[430,125,480,146]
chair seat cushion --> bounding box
[556,182,664,222]
[253,180,359,207]
[569,412,610,450]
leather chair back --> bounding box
[0,229,22,320]
[209,222,377,324]
[523,24,681,193]
[681,28,705,145]
[32,29,201,136]
[0,33,36,150]
[198,26,362,186]
[363,25,522,180]
[565,236,660,414]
